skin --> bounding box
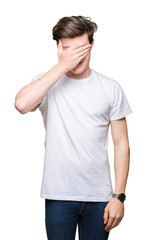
[104,118,130,232]
[14,33,93,113]
[15,33,130,233]
[56,32,94,79]
[57,34,130,233]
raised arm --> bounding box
[14,63,66,114]
[14,40,91,114]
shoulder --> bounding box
[93,69,119,87]
[92,69,121,96]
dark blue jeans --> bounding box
[45,199,110,240]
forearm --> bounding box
[113,143,130,194]
[15,63,66,114]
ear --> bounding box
[91,39,94,48]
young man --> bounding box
[15,16,132,240]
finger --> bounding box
[108,217,119,231]
[77,47,91,59]
[116,215,123,226]
[113,214,123,228]
[103,210,109,224]
[78,51,90,62]
[107,216,122,231]
[104,216,115,232]
[58,39,63,55]
[70,43,91,51]
[74,44,92,54]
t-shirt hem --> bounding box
[40,193,113,202]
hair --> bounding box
[52,15,98,44]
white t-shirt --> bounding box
[30,69,132,202]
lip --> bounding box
[73,60,85,70]
[78,60,84,65]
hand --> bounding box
[57,39,92,72]
[103,198,124,232]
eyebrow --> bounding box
[63,46,70,48]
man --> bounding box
[15,15,132,240]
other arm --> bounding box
[104,117,130,232]
[111,117,130,194]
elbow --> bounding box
[14,97,28,114]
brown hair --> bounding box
[52,15,98,44]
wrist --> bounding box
[56,62,68,75]
[114,188,125,194]
[112,192,126,203]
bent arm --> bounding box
[14,63,66,114]
[110,117,130,194]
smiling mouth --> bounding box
[73,59,85,70]
[80,59,85,63]
[78,60,84,65]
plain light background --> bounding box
[0,0,146,239]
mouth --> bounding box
[77,59,84,66]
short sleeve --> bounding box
[30,72,47,112]
[109,81,132,121]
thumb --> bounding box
[103,208,109,224]
[58,39,63,55]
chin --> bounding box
[71,65,87,74]
[71,69,84,74]
[66,58,90,78]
